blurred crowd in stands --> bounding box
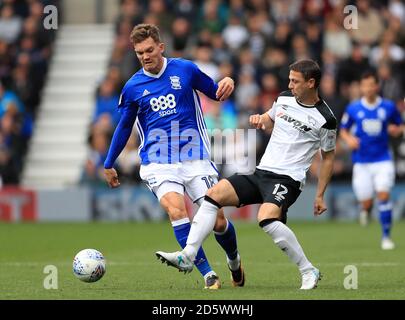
[0,0,57,186]
[1,0,398,188]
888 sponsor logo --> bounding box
[150,94,177,117]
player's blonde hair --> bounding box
[130,24,161,45]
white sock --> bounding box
[203,270,217,281]
[227,253,241,271]
[262,221,313,274]
[183,200,219,261]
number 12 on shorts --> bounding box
[272,183,288,202]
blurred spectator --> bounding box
[321,49,339,78]
[0,81,24,117]
[377,62,404,106]
[222,14,249,52]
[300,0,331,24]
[116,0,144,29]
[245,0,269,14]
[197,0,228,33]
[336,44,371,90]
[170,17,191,57]
[205,100,237,132]
[89,0,405,186]
[235,69,260,112]
[289,34,313,63]
[259,72,280,109]
[116,132,142,183]
[205,100,238,176]
[109,34,139,81]
[104,66,125,93]
[350,0,384,48]
[389,0,405,25]
[259,46,289,89]
[0,4,22,44]
[270,20,292,53]
[228,0,245,20]
[193,44,220,81]
[0,96,27,184]
[369,30,405,67]
[323,17,352,60]
[93,79,121,129]
[245,12,271,60]
[0,0,57,186]
[320,74,348,127]
[211,33,232,64]
[148,0,173,31]
[271,0,301,23]
[82,128,110,186]
[303,20,323,62]
[172,0,198,22]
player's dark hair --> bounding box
[360,70,379,83]
[130,24,161,44]
[289,59,322,88]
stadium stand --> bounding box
[0,0,58,186]
[0,0,403,188]
[82,0,405,187]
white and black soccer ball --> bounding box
[73,249,106,283]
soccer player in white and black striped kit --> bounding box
[157,59,337,290]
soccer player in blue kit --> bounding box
[340,71,405,250]
[103,24,244,288]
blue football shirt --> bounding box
[104,57,220,168]
[340,97,403,163]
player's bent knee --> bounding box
[206,179,239,207]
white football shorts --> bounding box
[139,159,219,203]
[352,160,395,201]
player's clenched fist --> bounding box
[249,114,266,130]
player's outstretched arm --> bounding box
[216,77,234,101]
[314,149,335,216]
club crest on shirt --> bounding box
[307,115,317,126]
[170,76,182,90]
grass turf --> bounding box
[0,221,404,300]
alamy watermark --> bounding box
[343,5,358,30]
[43,5,58,30]
[43,264,58,289]
[343,265,358,289]
[139,122,257,172]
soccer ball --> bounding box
[73,249,106,283]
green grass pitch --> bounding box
[1,221,404,300]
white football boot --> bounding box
[300,267,321,290]
[381,238,395,250]
[156,250,194,273]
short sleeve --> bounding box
[118,84,139,114]
[267,102,277,120]
[320,128,337,152]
